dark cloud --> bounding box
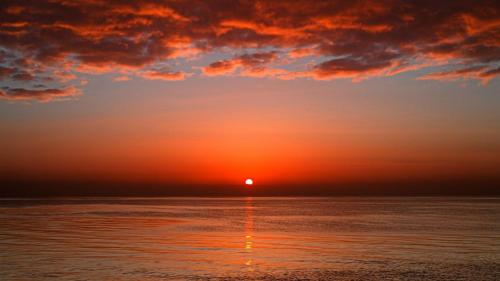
[0,0,498,101]
[11,71,34,81]
[0,86,80,102]
[0,66,15,79]
[314,55,395,80]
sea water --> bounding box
[0,197,498,280]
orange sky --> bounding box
[1,1,499,195]
[2,81,499,191]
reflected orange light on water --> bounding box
[245,197,254,269]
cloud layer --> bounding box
[0,0,499,101]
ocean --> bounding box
[0,197,498,280]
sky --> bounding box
[1,0,499,196]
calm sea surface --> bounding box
[0,197,499,280]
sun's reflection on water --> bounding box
[244,197,254,269]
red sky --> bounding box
[0,0,499,195]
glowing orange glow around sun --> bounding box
[245,179,254,186]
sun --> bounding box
[245,179,254,186]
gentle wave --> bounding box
[0,197,499,280]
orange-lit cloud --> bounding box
[113,76,131,82]
[0,0,499,101]
[140,69,188,81]
[203,51,279,76]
